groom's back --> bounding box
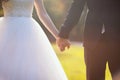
[86,0,120,13]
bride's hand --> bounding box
[56,37,70,52]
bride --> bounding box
[0,0,69,80]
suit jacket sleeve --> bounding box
[59,0,86,39]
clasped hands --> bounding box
[56,37,70,52]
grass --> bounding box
[52,43,112,80]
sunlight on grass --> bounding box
[52,43,112,80]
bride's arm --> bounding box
[34,0,59,39]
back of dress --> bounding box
[2,0,34,17]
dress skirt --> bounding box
[0,17,68,80]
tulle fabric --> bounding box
[0,17,68,80]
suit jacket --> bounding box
[59,0,120,48]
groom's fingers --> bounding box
[56,38,70,52]
[64,40,70,49]
[60,40,70,51]
[60,45,65,52]
[57,42,65,52]
[67,45,70,49]
[60,44,70,51]
[61,43,69,51]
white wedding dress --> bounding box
[0,0,68,80]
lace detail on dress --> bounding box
[2,0,34,17]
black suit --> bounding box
[59,0,120,80]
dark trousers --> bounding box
[83,11,120,80]
[84,34,120,80]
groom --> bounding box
[56,0,120,80]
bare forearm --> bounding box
[34,0,59,39]
[38,12,59,39]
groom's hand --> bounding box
[56,37,70,52]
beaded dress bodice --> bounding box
[2,0,34,17]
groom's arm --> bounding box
[59,0,86,39]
